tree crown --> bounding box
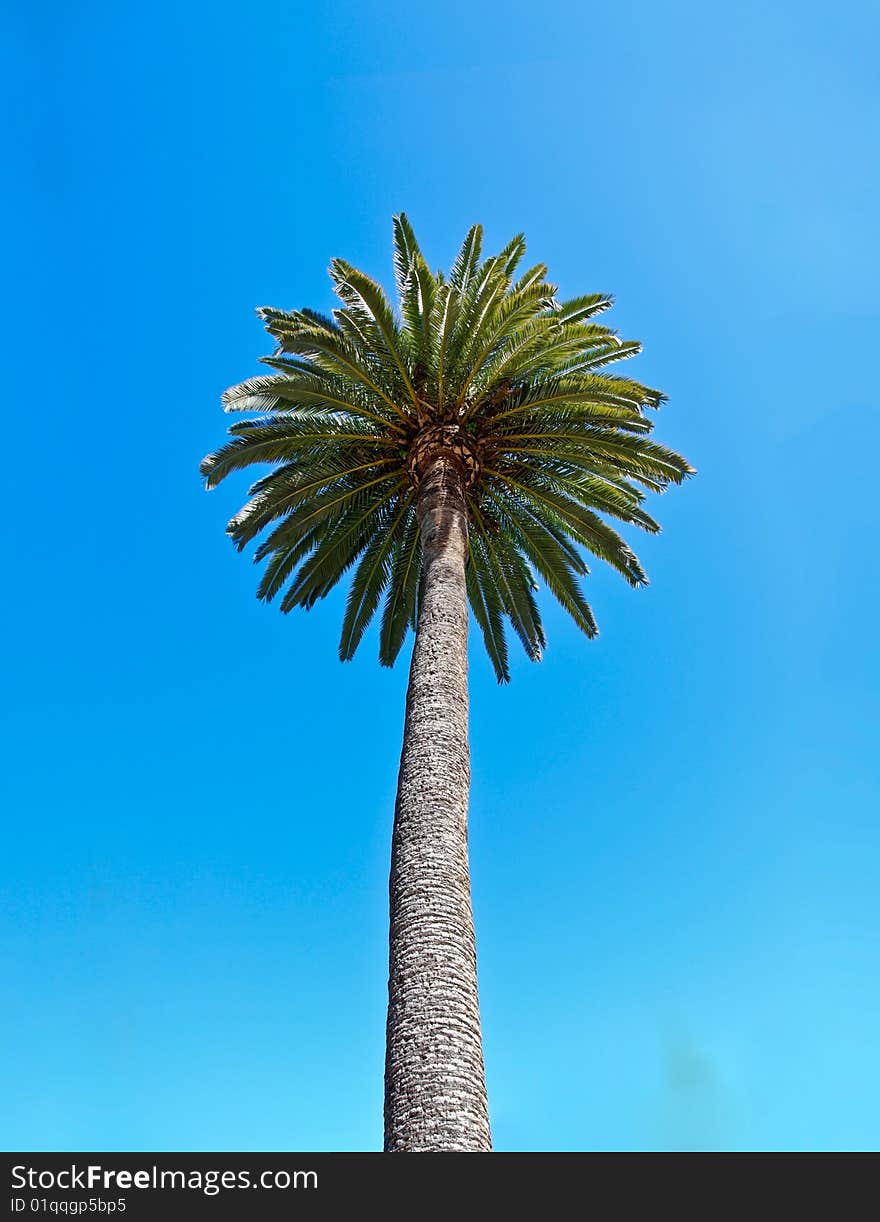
[201,216,693,681]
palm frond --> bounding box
[466,539,510,683]
[339,500,411,660]
[379,505,421,667]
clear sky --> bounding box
[3,0,878,1152]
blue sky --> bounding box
[2,0,878,1151]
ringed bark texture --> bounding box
[383,457,492,1152]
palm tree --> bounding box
[201,216,693,1151]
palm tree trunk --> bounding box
[383,456,492,1152]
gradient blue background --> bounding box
[3,0,878,1151]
